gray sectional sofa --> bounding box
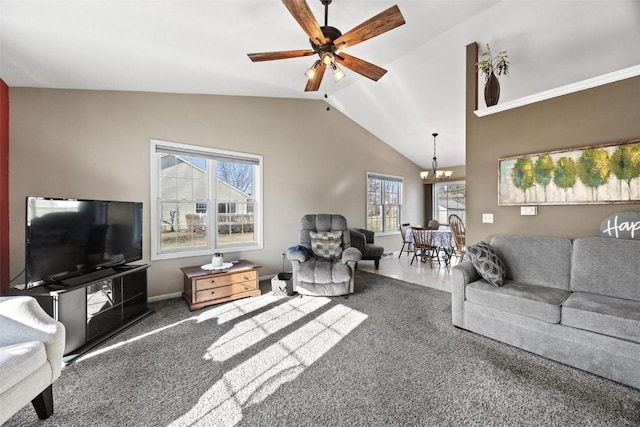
[452,235,640,389]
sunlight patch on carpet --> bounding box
[204,296,330,362]
[169,304,368,427]
[196,294,279,325]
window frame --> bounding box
[432,180,466,228]
[150,139,263,261]
[366,172,403,235]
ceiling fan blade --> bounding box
[333,5,405,50]
[335,53,387,81]
[282,0,329,45]
[304,62,326,91]
[247,49,316,62]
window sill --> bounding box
[151,243,263,261]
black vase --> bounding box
[484,72,500,107]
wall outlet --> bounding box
[521,206,538,216]
[482,213,494,223]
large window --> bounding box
[433,181,466,227]
[367,173,403,233]
[150,140,263,260]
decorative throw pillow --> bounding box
[310,230,343,259]
[467,241,506,287]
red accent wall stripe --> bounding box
[0,79,9,295]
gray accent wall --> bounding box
[9,88,423,298]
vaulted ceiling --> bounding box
[2,1,639,170]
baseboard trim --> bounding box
[148,292,182,302]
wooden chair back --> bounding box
[398,223,414,257]
[400,223,411,243]
[411,227,432,250]
[410,226,439,266]
[448,214,466,261]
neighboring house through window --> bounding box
[150,139,263,260]
[433,181,466,226]
[367,173,403,233]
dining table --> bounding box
[405,227,455,266]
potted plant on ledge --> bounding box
[476,43,509,107]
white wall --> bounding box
[9,88,423,298]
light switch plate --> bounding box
[482,213,494,223]
[521,206,537,216]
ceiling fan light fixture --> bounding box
[305,60,321,80]
[247,1,406,91]
[331,62,346,82]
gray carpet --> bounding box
[6,271,640,426]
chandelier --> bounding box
[420,132,452,181]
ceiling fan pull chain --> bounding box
[324,80,332,111]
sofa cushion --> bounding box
[0,341,47,394]
[297,257,351,284]
[467,241,506,286]
[562,292,640,344]
[490,235,572,291]
[571,237,640,301]
[310,230,343,259]
[466,279,571,323]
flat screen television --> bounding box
[25,197,143,287]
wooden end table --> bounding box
[181,260,261,311]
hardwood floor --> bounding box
[357,251,456,292]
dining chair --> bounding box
[410,227,439,266]
[448,214,466,262]
[398,223,414,258]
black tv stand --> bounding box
[11,264,152,363]
[60,267,118,287]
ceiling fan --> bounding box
[247,0,406,92]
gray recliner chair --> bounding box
[349,228,385,269]
[287,214,362,297]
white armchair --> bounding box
[0,296,65,424]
